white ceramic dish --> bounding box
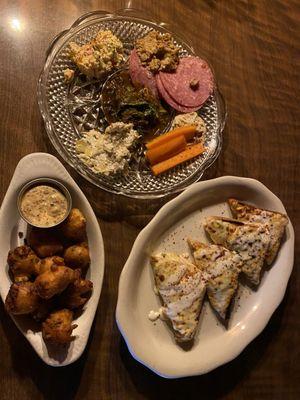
[116,176,294,378]
[0,153,105,366]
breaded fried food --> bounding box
[42,309,77,344]
[60,208,86,242]
[34,265,78,299]
[32,299,56,322]
[63,242,90,271]
[36,256,65,275]
[5,282,40,315]
[59,278,93,309]
[28,228,63,258]
[7,245,40,282]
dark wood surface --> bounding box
[0,1,299,399]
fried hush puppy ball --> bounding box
[7,245,40,282]
[60,208,87,242]
[42,309,77,345]
[5,282,40,315]
[28,228,63,258]
[32,299,56,322]
[59,278,93,309]
[36,256,65,275]
[63,242,90,271]
[34,265,79,299]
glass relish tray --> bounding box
[38,9,226,198]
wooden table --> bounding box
[0,1,299,399]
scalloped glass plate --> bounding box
[37,9,226,198]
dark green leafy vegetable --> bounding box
[102,70,170,139]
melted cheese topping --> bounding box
[205,218,270,261]
[190,241,242,317]
[150,253,205,340]
[163,271,204,318]
[205,218,271,285]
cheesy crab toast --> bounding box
[150,253,206,342]
[228,199,288,265]
[188,240,243,319]
[204,217,270,286]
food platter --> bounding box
[116,176,294,378]
[0,7,296,381]
[38,9,226,198]
[0,153,105,366]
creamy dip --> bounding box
[148,310,160,321]
[20,185,68,227]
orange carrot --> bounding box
[146,135,187,166]
[151,143,205,176]
[146,125,197,150]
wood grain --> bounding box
[0,0,299,399]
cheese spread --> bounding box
[171,112,207,137]
[76,122,140,175]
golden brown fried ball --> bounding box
[7,245,40,282]
[60,208,87,242]
[28,228,63,258]
[59,278,93,309]
[63,242,90,271]
[42,309,77,345]
[34,265,79,299]
[36,256,65,275]
[32,299,56,322]
[5,282,40,315]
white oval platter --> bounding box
[116,176,294,378]
[0,153,105,366]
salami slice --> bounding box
[129,49,158,98]
[155,74,200,113]
[129,49,140,81]
[159,57,214,107]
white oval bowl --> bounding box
[116,176,294,378]
[0,153,105,366]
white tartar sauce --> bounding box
[20,185,68,227]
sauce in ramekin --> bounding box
[20,185,68,227]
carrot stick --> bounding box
[146,125,197,150]
[151,143,205,176]
[146,135,187,165]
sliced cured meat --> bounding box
[159,57,214,107]
[129,49,158,98]
[155,74,200,113]
[128,49,140,81]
